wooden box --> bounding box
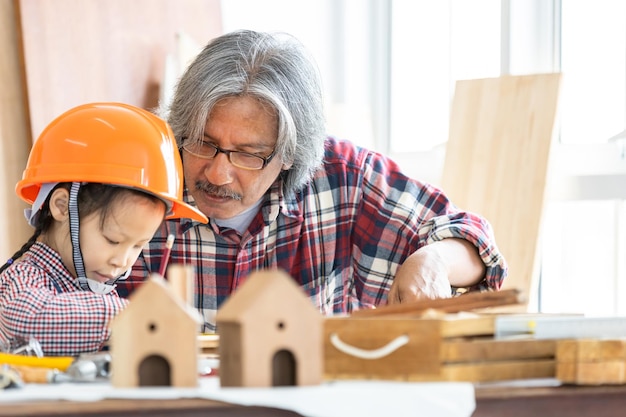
[324,315,556,382]
[557,339,626,385]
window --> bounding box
[560,0,625,145]
[538,0,626,315]
[390,0,501,153]
[220,0,626,315]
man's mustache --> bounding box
[195,181,242,201]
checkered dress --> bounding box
[0,242,128,356]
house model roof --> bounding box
[216,269,320,323]
[114,274,201,324]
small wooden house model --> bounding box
[216,269,323,387]
[110,273,201,388]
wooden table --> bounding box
[2,383,626,416]
[1,398,304,417]
[473,383,626,417]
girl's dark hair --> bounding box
[0,183,164,274]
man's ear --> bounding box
[48,188,70,221]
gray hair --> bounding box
[164,30,326,196]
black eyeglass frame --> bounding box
[181,139,277,171]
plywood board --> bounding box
[17,0,222,141]
[0,0,33,259]
[441,73,562,307]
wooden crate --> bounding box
[557,339,626,385]
[324,315,556,382]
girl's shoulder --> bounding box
[2,243,72,290]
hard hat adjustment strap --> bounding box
[69,182,89,291]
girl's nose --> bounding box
[110,250,131,271]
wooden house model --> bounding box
[109,273,201,388]
[216,269,323,387]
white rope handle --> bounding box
[329,333,410,360]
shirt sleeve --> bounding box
[350,145,508,306]
[0,264,129,357]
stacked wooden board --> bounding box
[205,285,626,385]
[324,313,556,382]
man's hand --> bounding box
[387,238,486,304]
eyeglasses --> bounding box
[182,140,276,170]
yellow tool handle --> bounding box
[0,352,74,371]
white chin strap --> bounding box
[84,279,117,295]
[68,182,131,295]
[83,270,132,295]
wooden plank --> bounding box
[17,0,223,140]
[324,315,558,382]
[558,362,626,385]
[441,73,562,308]
[0,0,33,260]
[557,339,626,362]
[438,315,496,338]
[326,360,555,383]
[442,338,555,362]
[352,289,524,317]
[441,359,555,382]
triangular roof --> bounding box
[216,269,321,324]
[112,274,201,328]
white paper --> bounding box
[0,377,476,417]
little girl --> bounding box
[0,102,207,356]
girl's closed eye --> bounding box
[105,237,119,245]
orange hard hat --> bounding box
[16,102,207,223]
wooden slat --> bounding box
[441,359,555,382]
[351,289,525,317]
[438,315,496,338]
[442,338,556,362]
[558,362,626,385]
[557,339,626,362]
[0,0,32,260]
[325,360,556,383]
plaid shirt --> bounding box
[0,242,128,356]
[122,137,507,332]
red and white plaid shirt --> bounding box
[122,137,507,332]
[0,242,128,356]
